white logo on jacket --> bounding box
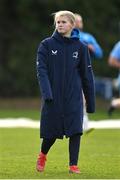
[73,51,78,59]
[52,50,57,55]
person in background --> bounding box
[71,13,103,132]
[74,14,103,59]
[36,10,95,174]
[108,41,120,116]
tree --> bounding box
[0,0,120,96]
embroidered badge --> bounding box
[52,50,57,55]
[73,51,78,59]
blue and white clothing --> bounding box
[110,41,120,88]
[110,41,120,60]
[71,29,103,59]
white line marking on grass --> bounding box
[0,118,39,128]
[0,118,120,128]
[89,119,120,129]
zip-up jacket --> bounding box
[36,30,95,139]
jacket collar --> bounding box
[52,30,79,43]
[71,28,80,39]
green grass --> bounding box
[0,109,40,120]
[0,108,120,120]
[0,128,120,179]
[0,97,120,120]
[0,98,120,178]
[89,109,120,120]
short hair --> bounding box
[74,13,83,21]
[53,10,75,25]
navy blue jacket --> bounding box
[36,30,95,139]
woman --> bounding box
[36,10,95,174]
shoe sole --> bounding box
[69,170,80,174]
[36,167,44,172]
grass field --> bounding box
[0,97,120,120]
[0,108,120,120]
[0,98,120,179]
[0,128,120,179]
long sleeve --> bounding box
[79,45,95,113]
[36,40,53,101]
[89,35,103,59]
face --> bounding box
[75,15,83,30]
[55,16,74,37]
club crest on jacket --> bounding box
[73,51,78,59]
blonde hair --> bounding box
[74,13,83,21]
[53,10,75,25]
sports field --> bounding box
[0,107,120,179]
[0,128,120,179]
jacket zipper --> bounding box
[62,43,66,119]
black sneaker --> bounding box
[108,106,115,117]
